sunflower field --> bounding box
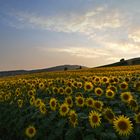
[0,66,140,140]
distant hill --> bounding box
[0,65,87,77]
[99,57,140,68]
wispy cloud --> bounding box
[7,6,122,37]
[47,46,110,58]
[128,29,140,43]
[41,39,140,63]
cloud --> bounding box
[7,6,122,37]
[41,39,140,63]
[47,46,110,58]
[128,29,140,43]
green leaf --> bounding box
[65,128,81,140]
[83,134,96,140]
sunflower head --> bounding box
[49,98,57,111]
[134,82,140,92]
[102,77,109,84]
[76,92,83,97]
[95,87,103,96]
[30,96,35,106]
[113,77,119,84]
[59,103,69,117]
[120,92,133,103]
[73,81,78,88]
[17,99,23,108]
[75,96,85,107]
[119,82,128,91]
[113,115,133,136]
[52,87,59,94]
[106,89,115,99]
[28,90,35,97]
[59,87,64,95]
[69,110,78,127]
[89,111,101,128]
[65,96,73,107]
[77,82,82,88]
[39,82,45,90]
[93,77,100,84]
[108,85,117,93]
[65,87,72,95]
[103,108,115,123]
[35,98,42,107]
[93,100,103,111]
[86,97,94,108]
[25,125,36,138]
[128,99,138,111]
[39,104,47,115]
[125,77,130,83]
[84,82,93,92]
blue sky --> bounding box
[0,0,140,71]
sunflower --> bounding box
[128,99,138,111]
[30,96,35,106]
[125,77,130,83]
[39,104,47,114]
[134,113,140,123]
[102,77,109,84]
[89,111,101,128]
[134,82,140,92]
[59,87,64,95]
[95,87,103,96]
[107,85,117,93]
[119,82,128,91]
[73,81,78,88]
[120,92,133,103]
[103,108,115,123]
[39,82,45,90]
[65,96,73,107]
[25,125,36,138]
[106,89,115,99]
[93,100,103,111]
[109,78,114,84]
[76,92,83,97]
[65,87,72,95]
[84,82,93,92]
[52,87,59,94]
[59,103,69,116]
[113,115,133,136]
[69,110,78,127]
[67,81,72,87]
[113,77,119,84]
[17,99,23,108]
[86,97,94,108]
[15,88,21,97]
[93,77,100,84]
[77,82,82,88]
[75,96,85,107]
[49,98,57,111]
[35,98,42,107]
[28,90,35,97]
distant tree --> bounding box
[120,58,125,62]
[64,67,68,71]
[79,66,82,69]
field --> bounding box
[0,66,140,140]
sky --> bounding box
[0,0,140,71]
